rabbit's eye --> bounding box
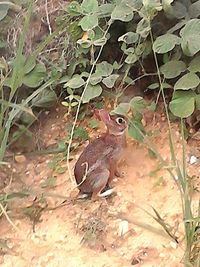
[116,117,124,124]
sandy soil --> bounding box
[0,106,199,267]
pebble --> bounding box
[118,220,129,236]
[117,192,122,197]
[15,154,26,163]
[189,155,198,165]
[170,241,178,249]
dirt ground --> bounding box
[0,106,199,267]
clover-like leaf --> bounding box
[125,54,138,64]
[188,56,200,73]
[169,90,195,118]
[95,61,113,77]
[111,103,130,116]
[130,96,146,113]
[82,84,102,103]
[23,63,46,88]
[31,88,57,108]
[160,60,186,79]
[90,73,102,85]
[195,94,200,110]
[81,0,98,14]
[118,32,139,44]
[93,37,107,46]
[67,1,82,16]
[189,0,200,18]
[102,74,119,88]
[23,56,36,74]
[64,76,85,89]
[136,18,151,38]
[97,4,115,17]
[79,14,98,31]
[128,118,145,142]
[174,73,200,90]
[111,2,133,22]
[180,19,200,56]
[153,34,181,54]
[0,4,9,21]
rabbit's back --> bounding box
[74,134,124,186]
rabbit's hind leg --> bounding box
[91,169,111,200]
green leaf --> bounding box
[195,94,200,110]
[31,89,57,108]
[23,56,36,74]
[81,0,98,14]
[93,37,107,46]
[125,53,138,64]
[118,32,139,44]
[88,119,99,129]
[0,4,9,21]
[180,19,200,56]
[188,56,200,73]
[123,0,143,10]
[79,14,98,31]
[97,4,115,17]
[111,2,133,22]
[142,0,162,13]
[23,63,46,88]
[181,35,200,56]
[64,76,85,89]
[147,82,172,89]
[102,74,119,88]
[148,148,157,159]
[74,126,88,141]
[149,101,157,111]
[59,76,71,84]
[111,103,130,116]
[77,39,92,48]
[189,0,200,19]
[19,108,36,125]
[153,34,181,54]
[160,60,186,79]
[82,84,102,103]
[95,61,113,77]
[67,1,82,16]
[41,176,56,188]
[128,118,145,142]
[165,1,187,19]
[174,73,200,90]
[169,90,195,118]
[136,18,151,38]
[56,166,66,174]
[130,96,146,113]
[90,73,102,85]
[124,47,135,55]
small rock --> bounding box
[189,155,198,165]
[15,155,26,163]
[117,192,122,197]
[118,220,129,236]
[159,253,165,258]
[170,241,178,249]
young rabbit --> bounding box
[74,109,127,200]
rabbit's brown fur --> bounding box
[74,110,127,200]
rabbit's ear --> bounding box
[94,109,111,123]
[98,109,111,123]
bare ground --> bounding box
[0,106,199,267]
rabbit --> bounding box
[74,109,127,200]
